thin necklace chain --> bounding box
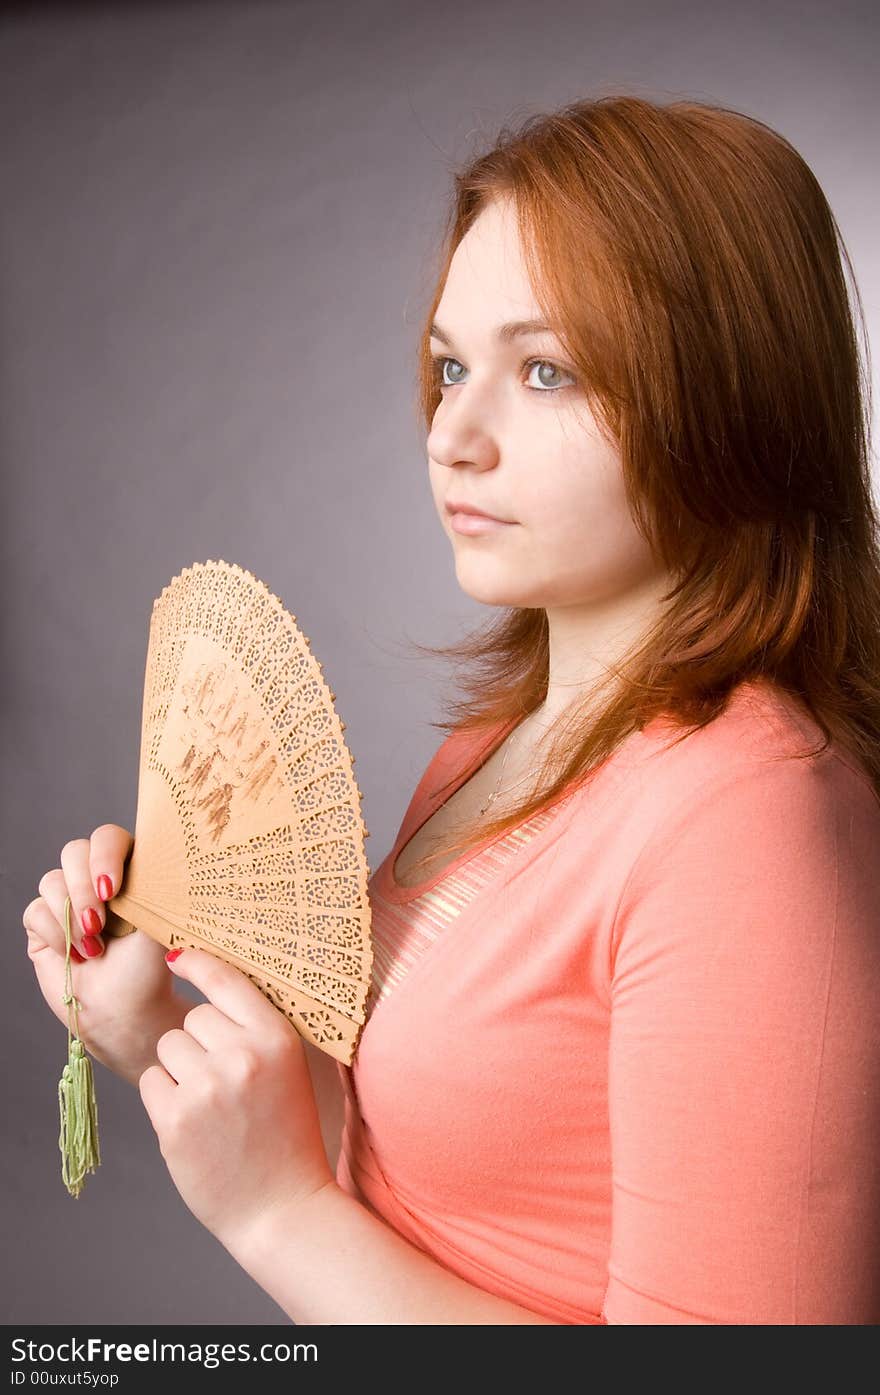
[477,717,546,817]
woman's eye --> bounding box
[437,357,467,387]
[431,355,575,394]
[524,359,575,391]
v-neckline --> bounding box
[383,715,521,902]
[360,718,610,1040]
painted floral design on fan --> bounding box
[176,659,288,843]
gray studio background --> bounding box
[2,0,877,1325]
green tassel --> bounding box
[58,896,101,1197]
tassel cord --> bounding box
[57,895,101,1198]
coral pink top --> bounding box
[334,680,880,1323]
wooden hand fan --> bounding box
[103,558,374,1068]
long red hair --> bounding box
[401,94,878,881]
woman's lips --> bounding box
[449,511,516,535]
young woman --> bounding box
[23,95,880,1324]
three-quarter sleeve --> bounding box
[603,753,880,1324]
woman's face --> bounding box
[427,197,664,612]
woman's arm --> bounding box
[224,1181,562,1324]
[302,1040,346,1174]
[603,752,880,1324]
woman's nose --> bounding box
[428,374,507,460]
[428,412,501,473]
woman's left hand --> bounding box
[139,946,335,1250]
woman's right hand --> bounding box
[22,824,188,1086]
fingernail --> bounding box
[82,935,104,957]
[97,875,113,901]
[165,948,184,963]
[81,907,102,936]
[70,945,86,964]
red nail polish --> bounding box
[97,875,113,901]
[81,906,102,936]
[82,935,104,957]
[165,948,184,963]
[70,945,86,964]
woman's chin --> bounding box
[453,567,543,609]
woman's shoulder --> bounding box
[605,680,880,989]
[632,677,872,790]
[594,677,880,868]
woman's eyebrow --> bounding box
[429,318,558,346]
